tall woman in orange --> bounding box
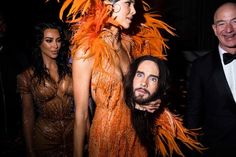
[58,0,174,156]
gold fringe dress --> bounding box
[57,0,204,156]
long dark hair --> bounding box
[124,55,169,157]
[31,22,71,83]
[125,55,169,108]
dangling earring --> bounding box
[113,4,121,13]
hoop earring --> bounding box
[113,4,121,13]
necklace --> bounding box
[101,29,122,53]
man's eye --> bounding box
[232,19,236,25]
[151,77,157,82]
[136,73,143,77]
[217,22,226,27]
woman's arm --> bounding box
[72,50,93,157]
[21,93,35,157]
[17,72,36,157]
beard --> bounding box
[131,88,160,156]
[133,88,159,105]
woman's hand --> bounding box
[135,99,161,113]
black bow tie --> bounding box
[223,53,236,65]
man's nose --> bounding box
[225,23,234,32]
[140,81,147,87]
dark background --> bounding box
[0,0,230,52]
[0,0,233,156]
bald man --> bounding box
[186,2,236,157]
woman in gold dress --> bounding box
[17,22,74,157]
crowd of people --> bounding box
[0,0,235,157]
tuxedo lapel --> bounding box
[211,51,236,111]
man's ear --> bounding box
[212,24,217,36]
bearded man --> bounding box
[124,55,204,157]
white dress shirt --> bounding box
[219,46,236,102]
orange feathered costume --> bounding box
[53,0,204,156]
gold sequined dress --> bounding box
[17,67,74,157]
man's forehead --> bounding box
[137,60,159,75]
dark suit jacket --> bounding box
[185,49,236,157]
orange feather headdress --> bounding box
[47,0,175,60]
[44,1,205,156]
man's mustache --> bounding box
[134,88,150,95]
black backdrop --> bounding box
[0,0,233,53]
[0,0,234,156]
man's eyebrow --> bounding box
[149,74,159,78]
[215,17,236,24]
[136,70,144,74]
[136,71,159,78]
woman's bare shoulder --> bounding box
[72,48,95,72]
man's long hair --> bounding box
[124,55,169,157]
